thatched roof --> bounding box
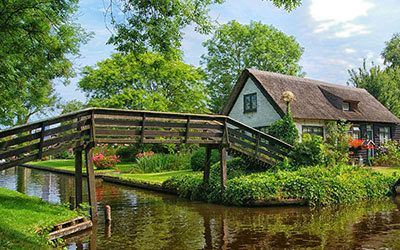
[222,69,400,124]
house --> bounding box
[222,69,400,146]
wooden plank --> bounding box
[95,129,141,137]
[140,113,146,143]
[203,147,212,185]
[42,129,90,148]
[229,144,275,165]
[43,118,91,137]
[0,132,41,150]
[75,148,83,208]
[0,110,92,138]
[184,116,191,143]
[85,146,97,221]
[220,147,227,193]
[95,118,224,130]
[38,123,45,159]
[42,141,81,158]
[226,118,292,149]
[228,128,288,156]
[0,142,39,160]
[0,154,38,171]
[48,220,92,241]
[93,108,226,121]
[0,119,89,151]
[229,136,283,161]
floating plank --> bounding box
[48,217,92,241]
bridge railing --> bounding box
[92,108,227,145]
[0,109,93,171]
[226,118,293,166]
[0,108,292,170]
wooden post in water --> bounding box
[203,147,212,186]
[74,147,83,208]
[85,145,98,221]
[220,147,227,193]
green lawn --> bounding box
[369,166,400,176]
[29,159,137,173]
[29,159,198,186]
[0,188,82,249]
[109,170,199,185]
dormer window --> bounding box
[342,101,350,111]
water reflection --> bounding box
[1,167,400,249]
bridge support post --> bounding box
[220,147,227,193]
[85,145,98,222]
[203,147,212,186]
[74,147,83,208]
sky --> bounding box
[56,0,400,104]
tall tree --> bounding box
[78,52,208,113]
[348,33,400,118]
[348,61,400,117]
[106,0,302,57]
[0,0,89,126]
[382,33,400,67]
[201,20,304,112]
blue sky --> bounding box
[56,0,400,104]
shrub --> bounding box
[92,154,120,170]
[190,148,220,171]
[268,111,299,145]
[289,134,325,168]
[93,144,118,157]
[323,121,351,166]
[54,148,74,159]
[135,153,191,173]
[373,140,400,167]
[164,163,398,206]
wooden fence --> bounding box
[0,108,292,219]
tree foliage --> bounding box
[348,61,400,118]
[106,0,302,58]
[268,111,299,145]
[201,21,304,112]
[382,33,400,67]
[348,33,400,118]
[0,0,89,126]
[78,52,208,113]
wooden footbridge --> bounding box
[0,108,292,220]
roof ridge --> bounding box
[247,68,366,92]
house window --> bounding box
[366,125,373,141]
[342,101,350,111]
[302,126,323,137]
[349,126,361,139]
[379,127,391,144]
[244,93,257,113]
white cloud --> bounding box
[334,23,370,38]
[309,0,374,38]
[344,48,356,54]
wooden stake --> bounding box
[85,146,98,221]
[203,147,212,186]
[105,205,112,223]
[220,147,227,193]
[74,148,83,208]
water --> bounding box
[1,167,400,249]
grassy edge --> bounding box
[0,188,83,249]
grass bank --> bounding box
[0,188,82,249]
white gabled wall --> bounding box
[228,78,281,128]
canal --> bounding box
[1,167,400,249]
